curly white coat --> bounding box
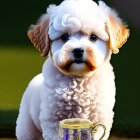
[16,0,129,140]
[16,58,115,140]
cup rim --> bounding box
[59,118,93,129]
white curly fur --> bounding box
[16,0,129,140]
[16,58,115,140]
[40,58,115,140]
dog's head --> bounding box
[28,0,129,77]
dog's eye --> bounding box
[61,34,70,41]
[89,34,98,42]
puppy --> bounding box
[16,0,129,140]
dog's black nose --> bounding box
[73,48,84,58]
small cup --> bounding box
[58,118,106,140]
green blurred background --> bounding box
[0,0,140,138]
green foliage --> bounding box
[0,46,44,109]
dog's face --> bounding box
[28,0,129,77]
[50,32,109,76]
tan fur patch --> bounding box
[86,47,97,70]
[105,15,130,54]
[27,15,50,57]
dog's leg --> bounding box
[16,93,42,140]
[39,110,58,140]
[42,126,58,140]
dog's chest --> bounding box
[44,75,102,122]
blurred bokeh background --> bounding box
[0,0,140,138]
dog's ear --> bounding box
[99,1,130,54]
[27,15,50,57]
[105,14,130,54]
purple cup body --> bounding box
[58,127,94,140]
[58,118,106,140]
